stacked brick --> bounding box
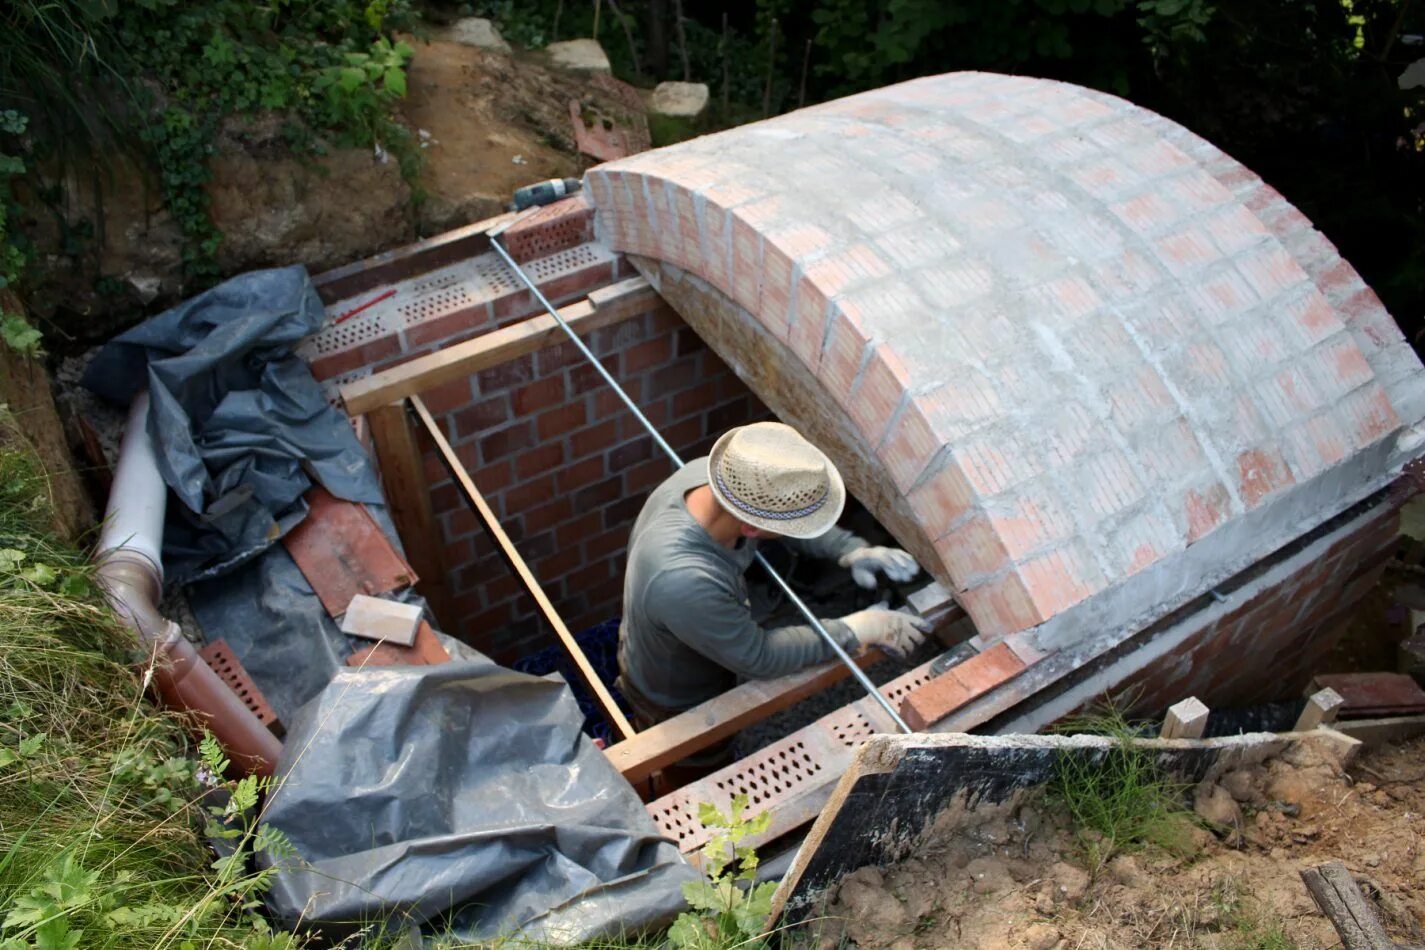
[305,199,769,659]
[585,71,1423,645]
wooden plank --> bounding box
[605,649,885,783]
[1294,687,1346,731]
[366,403,454,629]
[1299,862,1397,949]
[1161,696,1209,739]
[341,277,662,415]
[1333,714,1425,748]
[311,212,512,303]
[410,395,636,741]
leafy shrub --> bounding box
[668,795,779,950]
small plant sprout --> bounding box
[668,794,779,950]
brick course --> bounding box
[587,71,1423,646]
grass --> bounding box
[1048,704,1200,873]
[1213,880,1295,950]
[0,405,298,948]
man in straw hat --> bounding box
[617,422,930,764]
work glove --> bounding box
[840,603,931,660]
[839,545,920,589]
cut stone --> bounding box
[440,17,511,53]
[649,81,709,119]
[1400,57,1425,90]
[341,594,422,646]
[544,38,611,74]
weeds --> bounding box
[668,795,778,950]
[1049,704,1199,872]
[0,406,298,947]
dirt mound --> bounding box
[811,737,1425,949]
[19,31,643,342]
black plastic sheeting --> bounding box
[261,646,697,943]
[85,266,697,941]
[82,265,380,584]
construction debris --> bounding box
[340,593,422,645]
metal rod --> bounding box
[488,231,914,733]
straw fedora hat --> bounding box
[707,422,846,539]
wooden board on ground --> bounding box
[1332,714,1425,748]
[1299,861,1396,949]
[767,731,1298,928]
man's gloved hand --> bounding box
[839,545,920,589]
[840,604,931,660]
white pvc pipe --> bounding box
[97,391,166,577]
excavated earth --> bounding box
[807,736,1425,949]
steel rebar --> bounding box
[487,225,914,733]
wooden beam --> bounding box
[1294,687,1346,731]
[605,649,885,783]
[410,395,636,741]
[1299,862,1397,949]
[1160,696,1209,739]
[341,276,662,415]
[1333,713,1425,749]
[366,403,455,630]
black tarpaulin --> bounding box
[82,265,380,583]
[260,654,696,943]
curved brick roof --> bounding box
[585,72,1425,646]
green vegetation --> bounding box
[0,0,423,352]
[0,406,301,948]
[668,795,778,950]
[472,0,1425,340]
[1212,879,1295,950]
[1050,706,1198,872]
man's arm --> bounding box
[648,570,859,680]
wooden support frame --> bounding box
[341,276,662,415]
[604,649,885,782]
[365,403,454,629]
[411,394,637,741]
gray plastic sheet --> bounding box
[261,654,697,943]
[81,265,381,583]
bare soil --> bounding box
[811,736,1425,949]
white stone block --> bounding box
[544,38,611,74]
[441,17,511,53]
[649,81,710,119]
[341,594,422,646]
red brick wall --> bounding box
[419,308,770,660]
[1113,500,1400,713]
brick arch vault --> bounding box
[583,71,1425,652]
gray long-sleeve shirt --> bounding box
[617,458,864,712]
